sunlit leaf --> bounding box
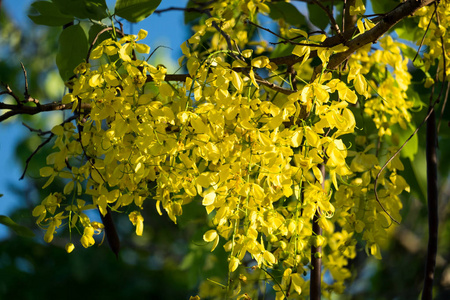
[115,0,162,23]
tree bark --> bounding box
[422,107,438,300]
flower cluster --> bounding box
[33,2,415,294]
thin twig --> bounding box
[311,0,345,42]
[147,45,173,62]
[374,34,444,224]
[204,10,242,60]
[373,106,435,225]
[313,0,437,80]
[20,63,40,106]
[19,116,77,180]
[154,6,212,15]
[413,4,437,63]
[0,84,21,105]
[20,63,29,100]
[437,82,449,133]
[86,27,125,62]
[19,134,53,180]
[245,19,286,41]
[271,40,331,47]
[245,19,333,47]
[435,10,448,134]
[22,122,52,136]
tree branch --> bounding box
[313,0,437,78]
[422,105,438,300]
[0,101,90,122]
[422,6,443,291]
[311,0,344,41]
[343,0,357,34]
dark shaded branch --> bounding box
[422,15,443,292]
[422,105,438,300]
[100,206,121,259]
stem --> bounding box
[422,107,438,300]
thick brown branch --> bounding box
[313,0,437,78]
[343,0,357,34]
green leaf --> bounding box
[270,43,294,59]
[397,124,418,161]
[88,24,111,47]
[395,17,424,42]
[184,0,204,24]
[28,1,74,26]
[307,3,329,30]
[409,147,427,200]
[0,215,35,238]
[52,0,108,21]
[267,2,307,28]
[115,0,162,23]
[56,24,88,81]
[371,0,400,14]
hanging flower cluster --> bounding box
[31,0,426,296]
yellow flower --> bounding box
[129,211,144,236]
